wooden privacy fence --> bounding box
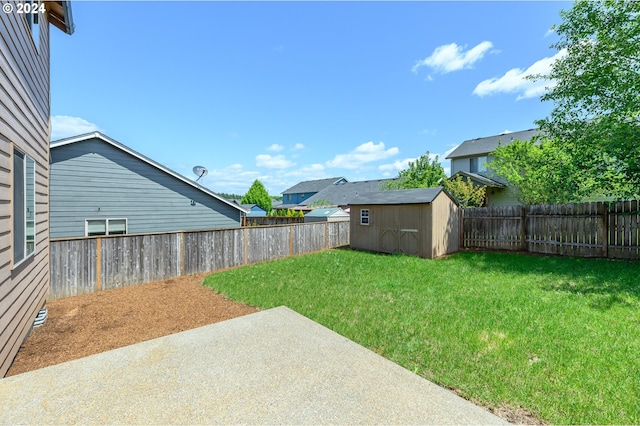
[242,216,304,226]
[462,200,640,259]
[50,221,350,299]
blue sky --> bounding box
[50,1,570,196]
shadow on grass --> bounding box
[452,249,640,310]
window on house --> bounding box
[13,148,36,267]
[360,209,370,225]
[86,219,128,236]
[286,194,291,202]
[470,156,488,173]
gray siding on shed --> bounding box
[50,138,241,238]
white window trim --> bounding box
[85,218,128,237]
[360,209,370,226]
[12,147,36,269]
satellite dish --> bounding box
[193,165,208,182]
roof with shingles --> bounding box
[450,171,506,188]
[446,128,539,159]
[349,187,450,205]
[282,177,347,195]
[301,178,397,206]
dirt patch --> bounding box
[6,273,257,377]
[490,404,546,425]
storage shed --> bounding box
[304,207,350,223]
[349,187,460,259]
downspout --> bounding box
[61,1,75,35]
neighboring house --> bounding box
[349,187,460,259]
[301,178,397,209]
[281,177,348,206]
[49,132,247,238]
[279,177,396,211]
[240,204,267,217]
[446,129,538,207]
[0,2,74,377]
[304,208,350,223]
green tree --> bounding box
[269,208,303,217]
[533,0,640,199]
[384,151,446,190]
[308,199,334,208]
[241,180,273,213]
[488,138,583,205]
[443,176,486,208]
[217,192,243,201]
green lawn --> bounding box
[204,249,640,424]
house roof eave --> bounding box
[48,1,75,35]
[451,171,506,188]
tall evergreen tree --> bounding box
[241,180,273,213]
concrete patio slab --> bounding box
[1,306,508,425]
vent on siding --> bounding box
[33,308,48,327]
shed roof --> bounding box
[301,178,397,206]
[306,208,349,217]
[349,187,450,206]
[282,177,347,195]
[446,128,538,159]
[50,132,248,214]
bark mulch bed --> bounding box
[6,273,257,377]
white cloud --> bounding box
[256,154,295,169]
[379,152,452,178]
[267,144,284,152]
[293,143,305,150]
[413,41,494,75]
[443,144,460,159]
[200,163,261,194]
[51,115,102,140]
[473,49,567,100]
[378,157,417,175]
[326,141,399,170]
[288,163,325,175]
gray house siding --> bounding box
[486,186,520,207]
[50,138,241,238]
[451,158,471,174]
[0,2,73,377]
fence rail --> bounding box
[242,216,304,226]
[462,200,639,260]
[50,221,350,299]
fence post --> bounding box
[520,206,527,251]
[289,225,293,255]
[598,202,608,258]
[325,222,329,249]
[179,232,185,276]
[96,237,102,293]
[459,208,465,249]
[243,227,248,265]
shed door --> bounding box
[381,229,419,255]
